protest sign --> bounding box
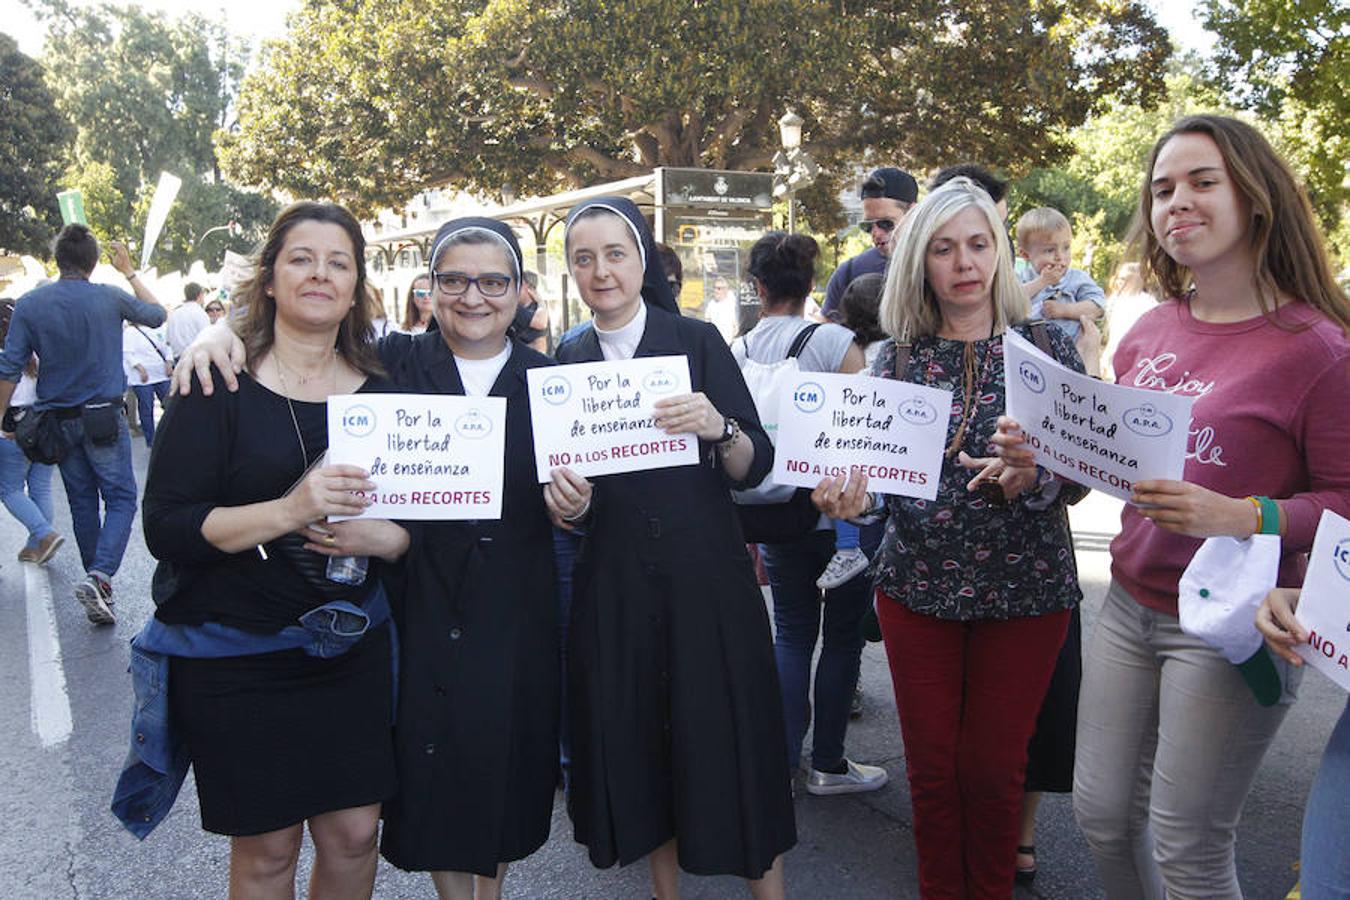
[1004,329,1193,501]
[771,373,949,501]
[56,189,87,226]
[1294,509,1350,691]
[325,393,506,520]
[527,356,698,481]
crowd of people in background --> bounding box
[1,112,1347,900]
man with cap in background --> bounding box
[821,167,918,322]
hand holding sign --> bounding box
[1286,509,1350,691]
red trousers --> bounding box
[878,593,1070,899]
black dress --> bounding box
[143,371,398,836]
[556,307,797,878]
[376,332,560,875]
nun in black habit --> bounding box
[549,198,796,898]
[375,218,559,900]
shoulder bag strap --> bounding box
[786,322,822,359]
[132,325,171,362]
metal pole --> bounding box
[787,190,796,234]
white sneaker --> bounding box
[816,548,869,590]
[805,759,889,796]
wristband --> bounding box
[1246,496,1263,534]
[1255,496,1280,536]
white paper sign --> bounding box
[325,393,506,520]
[140,171,182,270]
[527,356,699,481]
[1293,509,1350,691]
[1003,329,1194,501]
[771,373,949,501]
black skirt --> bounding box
[1025,606,1082,793]
[169,623,397,836]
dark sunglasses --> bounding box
[412,288,431,297]
[859,218,897,234]
[430,271,513,297]
[205,305,224,313]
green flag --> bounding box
[57,190,88,226]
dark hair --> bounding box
[747,231,819,308]
[52,224,99,276]
[184,282,203,302]
[930,163,1008,204]
[839,273,887,347]
[235,201,382,377]
[1130,114,1349,334]
[655,242,683,290]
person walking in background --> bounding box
[816,177,1087,898]
[165,282,209,362]
[399,273,435,334]
[0,225,164,625]
[0,299,63,566]
[121,321,173,447]
[204,298,227,324]
[1004,115,1350,899]
[821,167,919,322]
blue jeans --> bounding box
[130,381,170,446]
[57,413,137,577]
[0,436,56,545]
[833,518,860,551]
[1302,697,1350,899]
[761,529,870,770]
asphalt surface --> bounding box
[0,440,1338,899]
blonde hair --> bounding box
[880,177,1029,342]
[1015,207,1072,250]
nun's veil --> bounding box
[564,197,680,315]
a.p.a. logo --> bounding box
[1122,402,1173,437]
[792,382,825,414]
[455,410,493,440]
[340,404,376,437]
[643,369,678,394]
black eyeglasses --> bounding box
[431,271,513,297]
[859,218,898,234]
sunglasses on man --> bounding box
[859,218,897,235]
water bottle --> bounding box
[326,554,369,585]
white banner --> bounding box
[527,356,698,481]
[1003,329,1193,501]
[325,393,506,520]
[1294,509,1350,691]
[771,372,949,500]
[140,171,183,270]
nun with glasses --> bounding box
[171,217,559,900]
[548,198,796,899]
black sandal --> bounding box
[1015,844,1037,885]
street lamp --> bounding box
[193,220,241,253]
[772,110,818,234]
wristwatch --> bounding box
[715,416,741,445]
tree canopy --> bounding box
[0,33,73,256]
[220,0,1171,215]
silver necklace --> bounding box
[272,351,336,467]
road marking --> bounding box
[24,563,73,747]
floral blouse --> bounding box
[870,323,1087,620]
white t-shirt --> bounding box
[734,315,855,374]
[455,341,512,397]
[122,326,172,385]
[165,302,210,357]
[596,302,648,361]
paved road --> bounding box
[0,442,1338,899]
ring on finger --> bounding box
[323,533,337,546]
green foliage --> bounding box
[1205,0,1348,242]
[0,33,74,256]
[220,0,1171,215]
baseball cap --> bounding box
[861,167,919,204]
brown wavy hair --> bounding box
[233,201,383,376]
[1129,114,1349,334]
[402,272,431,332]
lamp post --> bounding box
[772,110,819,234]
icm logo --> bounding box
[643,369,678,394]
[793,382,825,413]
[898,398,937,426]
[454,410,492,440]
[1018,361,1046,394]
[340,404,376,437]
[1333,538,1350,581]
[541,375,571,405]
[1122,403,1173,437]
